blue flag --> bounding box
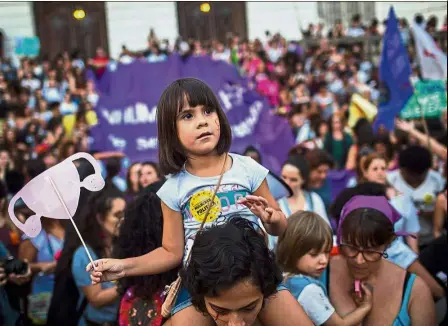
[88,55,294,174]
[374,6,413,131]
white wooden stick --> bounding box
[46,176,95,266]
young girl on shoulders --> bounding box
[87,78,312,325]
[277,211,373,326]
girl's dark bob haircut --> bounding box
[157,78,232,175]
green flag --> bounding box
[400,80,447,119]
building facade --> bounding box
[0,1,446,59]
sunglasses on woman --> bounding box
[339,243,388,262]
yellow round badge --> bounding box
[423,193,434,205]
[190,190,221,223]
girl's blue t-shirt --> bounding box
[72,246,119,325]
[157,153,269,262]
[284,274,335,325]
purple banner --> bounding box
[89,55,294,174]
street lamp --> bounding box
[73,9,86,20]
[200,3,210,13]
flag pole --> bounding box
[46,176,95,266]
[413,86,432,152]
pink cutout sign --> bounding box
[8,152,105,264]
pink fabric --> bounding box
[256,74,280,107]
[245,58,262,77]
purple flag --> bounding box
[374,6,413,131]
[89,55,294,174]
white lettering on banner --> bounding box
[136,103,157,123]
[219,90,232,111]
[101,103,157,125]
[136,137,159,151]
[231,101,263,138]
[233,86,244,106]
[416,93,441,114]
[108,135,127,150]
[219,85,245,112]
[102,110,122,125]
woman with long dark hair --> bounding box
[114,182,178,326]
[124,162,141,202]
[323,112,353,170]
[68,189,125,325]
[345,118,375,171]
[279,154,329,223]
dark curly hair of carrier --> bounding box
[113,189,178,300]
[180,216,283,315]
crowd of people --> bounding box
[0,12,447,326]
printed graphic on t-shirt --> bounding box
[180,184,258,264]
[182,184,252,226]
[188,189,222,223]
[412,192,436,214]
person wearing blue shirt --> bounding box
[69,190,125,325]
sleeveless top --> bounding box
[320,264,416,326]
[278,191,314,216]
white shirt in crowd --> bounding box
[346,26,365,37]
[387,170,445,245]
[21,78,41,92]
[212,50,231,63]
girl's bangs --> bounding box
[299,220,333,255]
[176,80,217,113]
[311,225,333,253]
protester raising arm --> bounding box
[395,119,447,161]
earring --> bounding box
[382,252,388,259]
